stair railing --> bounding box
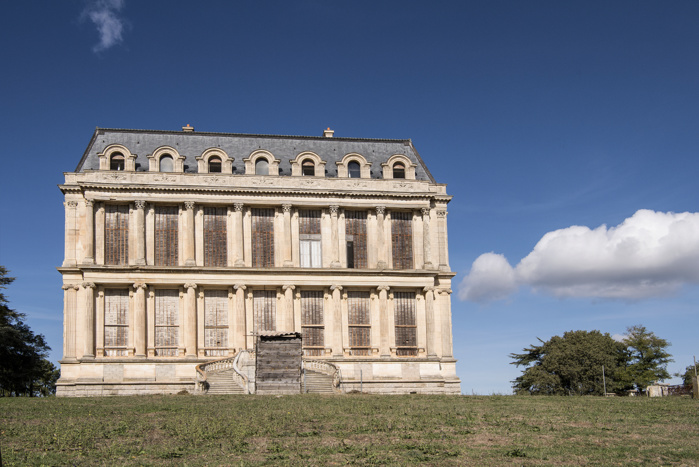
[302,359,342,393]
[232,349,256,394]
[194,352,239,394]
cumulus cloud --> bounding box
[459,210,699,302]
[82,0,126,52]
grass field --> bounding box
[1,394,697,465]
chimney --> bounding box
[323,127,334,138]
[182,124,194,132]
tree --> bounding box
[510,330,629,396]
[0,266,58,396]
[621,325,672,390]
[674,363,697,387]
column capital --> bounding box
[375,205,386,216]
[376,285,390,292]
[282,204,293,213]
[234,283,246,291]
[330,284,343,292]
[62,283,79,291]
[85,199,94,207]
[233,203,245,212]
[421,207,431,216]
[184,283,197,290]
[423,286,436,293]
[438,288,452,295]
[82,282,96,289]
[436,210,447,218]
[132,282,147,290]
[134,200,146,210]
[329,205,340,215]
[184,201,196,210]
[282,284,296,291]
[65,201,79,208]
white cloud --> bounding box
[459,210,699,302]
[458,252,517,302]
[82,0,126,52]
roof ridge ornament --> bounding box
[323,127,334,138]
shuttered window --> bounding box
[204,290,228,356]
[391,212,413,270]
[301,291,324,356]
[252,208,274,267]
[299,210,321,268]
[253,290,276,333]
[394,291,417,356]
[104,289,129,356]
[155,206,178,266]
[345,211,367,269]
[105,205,129,265]
[204,207,227,267]
[347,291,370,356]
[155,289,179,356]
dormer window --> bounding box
[393,162,405,179]
[159,155,174,172]
[255,158,269,175]
[110,153,125,171]
[208,156,222,173]
[348,161,361,178]
[302,159,315,176]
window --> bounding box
[394,292,417,356]
[299,209,321,268]
[255,158,269,175]
[155,206,178,266]
[391,211,413,269]
[159,155,174,172]
[301,291,324,356]
[204,290,228,356]
[105,205,129,265]
[345,210,367,269]
[104,289,129,356]
[252,208,274,267]
[348,161,361,178]
[253,290,276,333]
[348,291,371,356]
[208,156,222,173]
[302,159,315,176]
[204,207,227,267]
[110,153,125,171]
[393,162,405,179]
[155,290,179,356]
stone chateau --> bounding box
[57,125,460,396]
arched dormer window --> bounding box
[348,161,361,178]
[208,156,222,173]
[159,155,174,172]
[110,153,125,171]
[255,158,269,175]
[302,159,315,176]
[393,162,405,179]
[382,155,416,180]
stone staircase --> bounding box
[205,368,246,395]
[303,370,335,394]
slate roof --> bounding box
[75,128,436,182]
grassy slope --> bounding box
[1,394,697,465]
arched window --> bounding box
[255,158,269,175]
[302,159,315,176]
[348,161,361,178]
[393,162,405,179]
[159,155,174,172]
[110,153,125,171]
[208,156,222,173]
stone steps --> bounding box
[303,370,335,394]
[205,368,246,395]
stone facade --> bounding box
[57,126,460,396]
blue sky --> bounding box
[1,1,698,394]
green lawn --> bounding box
[1,394,697,465]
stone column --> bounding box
[245,289,254,348]
[421,208,433,269]
[376,206,387,268]
[233,203,245,266]
[184,283,197,357]
[82,282,96,358]
[95,287,104,357]
[183,202,196,266]
[227,288,235,353]
[330,285,343,355]
[195,206,204,266]
[134,200,146,265]
[437,209,449,272]
[95,203,105,265]
[341,291,350,356]
[377,285,390,357]
[329,205,341,267]
[197,289,205,357]
[145,204,155,265]
[234,284,247,349]
[83,200,95,264]
[423,287,436,357]
[282,204,293,267]
[147,288,155,357]
[387,291,396,356]
[133,282,147,357]
[439,288,453,358]
[282,285,295,332]
[63,201,78,267]
[293,290,302,333]
[62,284,79,360]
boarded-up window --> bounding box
[252,208,274,267]
[155,289,179,356]
[105,205,129,265]
[253,290,276,333]
[391,212,413,270]
[155,206,178,266]
[104,289,129,356]
[205,290,228,357]
[301,291,324,356]
[394,291,417,356]
[345,211,367,269]
[299,210,321,268]
[204,207,227,267]
[348,291,370,356]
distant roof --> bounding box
[75,127,436,182]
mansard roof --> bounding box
[75,127,436,182]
